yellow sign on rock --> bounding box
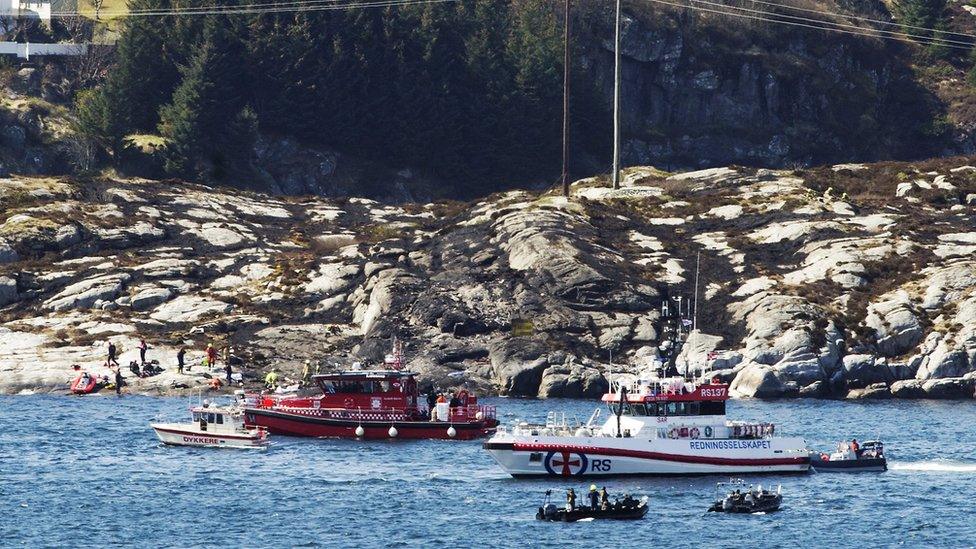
[512,319,535,337]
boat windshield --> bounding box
[609,400,726,416]
[321,380,396,394]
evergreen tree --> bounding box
[894,0,947,39]
[105,0,182,133]
[158,15,252,180]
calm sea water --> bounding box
[1,395,974,547]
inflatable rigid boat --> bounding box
[537,499,649,522]
[708,480,782,514]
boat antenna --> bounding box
[693,251,701,332]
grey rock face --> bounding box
[0,239,18,264]
[538,361,609,399]
[865,293,923,357]
[43,273,131,311]
[730,363,788,398]
[842,354,891,390]
[130,287,174,311]
[0,276,17,307]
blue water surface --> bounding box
[1,395,974,547]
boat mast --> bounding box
[612,0,621,189]
[561,0,572,197]
[693,251,701,332]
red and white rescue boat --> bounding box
[152,399,269,450]
[484,373,810,477]
[243,343,498,440]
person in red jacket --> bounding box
[206,343,218,369]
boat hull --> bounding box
[70,376,98,394]
[244,407,496,440]
[537,504,648,522]
[810,455,886,472]
[151,424,268,449]
[484,435,810,477]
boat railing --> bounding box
[727,421,775,438]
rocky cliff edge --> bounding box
[1,161,975,399]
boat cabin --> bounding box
[190,404,246,433]
[601,377,729,418]
[309,370,420,411]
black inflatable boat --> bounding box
[537,496,648,522]
[708,480,782,514]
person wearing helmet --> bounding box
[588,484,599,509]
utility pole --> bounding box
[612,0,621,189]
[561,0,571,197]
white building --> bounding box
[0,0,52,21]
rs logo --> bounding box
[544,451,589,476]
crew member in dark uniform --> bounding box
[588,485,599,509]
[114,368,123,395]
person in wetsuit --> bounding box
[114,368,123,395]
[107,341,118,367]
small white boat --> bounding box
[810,440,886,472]
[152,397,269,450]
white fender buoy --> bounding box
[447,426,457,438]
[355,425,365,438]
[475,412,484,421]
[388,426,398,438]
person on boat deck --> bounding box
[850,438,860,456]
[107,341,119,367]
[588,485,599,509]
[599,487,610,510]
[300,361,311,387]
[744,491,755,505]
[566,489,576,512]
[264,369,279,390]
[449,393,460,408]
[138,339,148,365]
[427,391,438,420]
[114,368,123,395]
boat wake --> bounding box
[890,460,976,473]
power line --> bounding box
[742,0,976,40]
[683,0,974,47]
[640,0,975,50]
[40,0,461,18]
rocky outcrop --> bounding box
[1,160,975,399]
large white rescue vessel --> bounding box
[484,373,810,477]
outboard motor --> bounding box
[542,503,558,518]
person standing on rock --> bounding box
[225,362,233,385]
[177,347,186,374]
[114,367,124,395]
[138,339,149,365]
[107,341,119,367]
[206,343,218,370]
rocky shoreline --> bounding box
[1,162,975,400]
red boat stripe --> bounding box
[247,408,491,430]
[510,443,809,466]
[153,426,261,441]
